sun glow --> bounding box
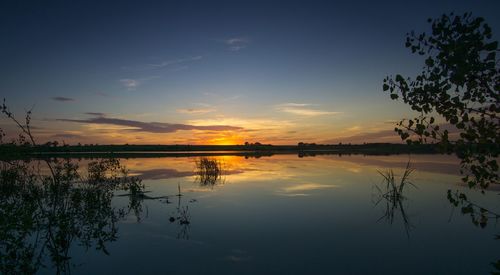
[207,134,244,145]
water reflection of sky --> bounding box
[66,154,499,275]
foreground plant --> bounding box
[383,13,499,190]
[0,100,147,274]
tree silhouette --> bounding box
[384,13,499,190]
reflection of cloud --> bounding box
[224,249,252,262]
[51,97,75,102]
[225,255,252,262]
[57,115,243,134]
[132,168,245,180]
[332,155,461,176]
[281,183,338,193]
[276,103,340,116]
[133,168,194,180]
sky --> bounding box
[1,0,499,145]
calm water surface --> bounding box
[9,154,500,274]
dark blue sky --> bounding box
[1,0,499,144]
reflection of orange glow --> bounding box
[113,154,462,192]
[217,155,246,169]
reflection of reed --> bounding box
[168,184,193,240]
[373,161,416,238]
[195,157,225,186]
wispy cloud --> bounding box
[57,114,243,134]
[188,117,294,131]
[122,56,202,72]
[279,103,310,107]
[51,97,75,102]
[94,91,109,97]
[276,103,341,116]
[324,123,461,144]
[176,108,216,114]
[224,37,250,51]
[148,56,202,69]
[84,112,106,117]
[346,126,361,132]
[50,133,81,139]
[119,79,139,89]
[324,129,401,144]
[119,76,161,90]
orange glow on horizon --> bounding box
[206,134,245,145]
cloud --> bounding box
[346,126,361,132]
[226,38,247,45]
[148,56,202,68]
[51,97,75,102]
[120,79,139,89]
[94,91,109,97]
[176,108,215,114]
[50,133,81,139]
[324,123,461,144]
[224,37,249,51]
[276,103,341,116]
[279,103,311,107]
[122,56,202,72]
[84,112,106,117]
[187,117,294,131]
[280,109,339,116]
[57,114,243,134]
[324,129,401,144]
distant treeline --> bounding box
[0,143,443,159]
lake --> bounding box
[1,154,499,274]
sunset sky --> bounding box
[1,0,499,145]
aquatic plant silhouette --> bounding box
[194,157,225,186]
